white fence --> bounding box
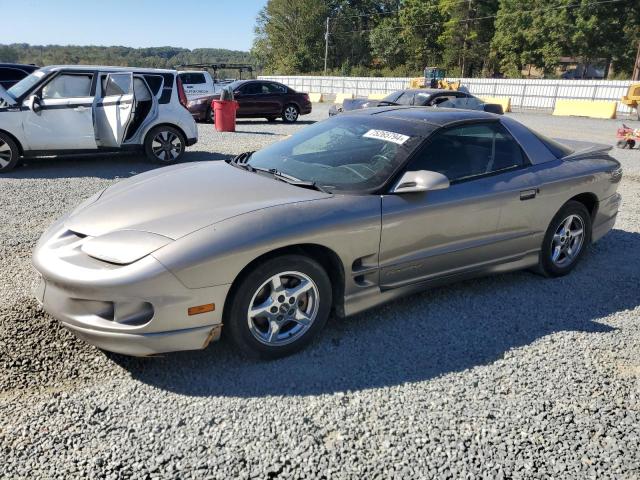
[258,75,635,114]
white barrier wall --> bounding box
[258,75,635,114]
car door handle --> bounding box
[520,188,538,200]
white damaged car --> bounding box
[0,65,198,172]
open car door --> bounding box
[94,73,135,148]
[0,85,15,107]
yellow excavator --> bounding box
[409,67,461,90]
[621,83,640,120]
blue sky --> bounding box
[1,0,268,51]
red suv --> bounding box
[188,80,312,123]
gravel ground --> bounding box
[1,105,639,479]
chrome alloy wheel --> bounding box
[551,214,585,267]
[284,105,298,122]
[151,130,182,161]
[247,271,319,346]
[0,139,12,169]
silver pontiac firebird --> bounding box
[33,107,622,358]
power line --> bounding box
[329,0,630,37]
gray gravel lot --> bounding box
[1,105,639,479]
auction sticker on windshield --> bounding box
[363,129,410,145]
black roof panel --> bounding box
[348,106,498,127]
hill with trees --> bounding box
[252,0,640,79]
[0,44,253,77]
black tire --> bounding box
[538,200,592,277]
[282,104,299,123]
[206,107,214,124]
[266,116,277,122]
[0,132,20,173]
[628,139,636,149]
[144,126,186,165]
[224,255,332,359]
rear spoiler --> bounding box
[562,143,612,161]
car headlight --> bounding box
[81,230,173,265]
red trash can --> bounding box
[213,99,239,132]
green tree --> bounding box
[439,0,499,77]
[0,46,18,63]
[570,0,640,78]
[491,0,572,77]
[399,0,444,71]
[369,17,406,68]
[252,0,330,74]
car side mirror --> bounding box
[233,90,242,97]
[483,103,504,115]
[27,94,42,115]
[391,170,450,194]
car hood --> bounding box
[65,161,331,240]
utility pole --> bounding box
[324,16,330,75]
[633,40,640,81]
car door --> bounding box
[379,121,533,288]
[235,82,262,116]
[263,82,288,115]
[22,72,97,150]
[93,73,135,148]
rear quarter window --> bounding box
[142,75,163,96]
[531,131,574,158]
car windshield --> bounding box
[226,80,245,92]
[246,115,428,192]
[6,70,46,100]
[382,91,401,103]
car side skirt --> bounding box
[343,250,540,317]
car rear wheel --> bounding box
[0,132,19,173]
[282,104,299,123]
[225,255,332,359]
[144,126,186,164]
[206,107,214,123]
[538,201,591,277]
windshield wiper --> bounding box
[257,168,330,193]
[229,151,255,171]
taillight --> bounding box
[176,76,188,109]
[303,93,310,101]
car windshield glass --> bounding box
[6,70,46,99]
[246,115,428,192]
[226,80,245,91]
[382,91,401,103]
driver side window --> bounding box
[41,74,93,99]
[408,122,527,183]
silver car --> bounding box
[32,108,622,358]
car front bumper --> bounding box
[33,224,230,356]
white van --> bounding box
[0,65,198,172]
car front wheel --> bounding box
[282,104,299,123]
[0,132,20,173]
[144,126,186,164]
[538,200,592,277]
[225,255,332,359]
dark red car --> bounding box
[187,80,312,123]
